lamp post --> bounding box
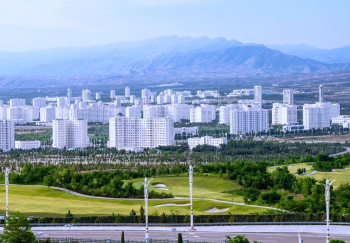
[5,167,10,217]
[142,177,153,243]
[189,165,196,230]
[323,178,335,243]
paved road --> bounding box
[1,226,349,242]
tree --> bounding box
[139,205,145,223]
[177,233,183,243]
[0,212,36,243]
[329,240,345,243]
[43,175,54,189]
[226,235,250,243]
[121,231,125,243]
[183,214,190,223]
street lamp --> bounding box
[188,165,196,230]
[5,167,10,218]
[323,178,335,243]
[142,177,153,243]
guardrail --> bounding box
[1,221,349,227]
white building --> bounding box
[108,115,174,149]
[283,89,294,105]
[190,104,216,123]
[10,98,25,107]
[303,102,340,130]
[283,125,305,132]
[110,90,116,99]
[82,89,92,102]
[272,103,297,125]
[67,88,72,99]
[188,136,227,150]
[254,86,262,106]
[33,98,47,108]
[219,104,240,124]
[331,115,350,128]
[15,140,40,150]
[96,92,101,100]
[174,127,198,138]
[229,106,269,135]
[0,120,14,151]
[7,106,39,123]
[125,87,130,98]
[126,105,142,118]
[40,106,56,122]
[52,119,89,149]
[143,104,192,122]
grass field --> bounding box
[268,163,314,174]
[0,176,269,217]
[125,175,245,202]
[306,168,350,187]
[269,162,350,188]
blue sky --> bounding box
[0,0,349,51]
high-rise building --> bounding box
[272,103,297,125]
[110,90,116,100]
[254,86,262,105]
[190,104,216,123]
[283,89,294,105]
[108,115,174,149]
[10,99,25,107]
[0,120,14,151]
[125,87,130,98]
[40,106,56,122]
[52,119,89,149]
[96,92,101,100]
[303,102,340,130]
[82,89,91,102]
[229,106,269,135]
[33,98,47,108]
[319,85,324,103]
[67,88,72,99]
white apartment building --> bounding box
[254,86,262,106]
[219,104,240,124]
[7,106,39,123]
[125,87,130,98]
[188,136,227,150]
[110,90,116,99]
[143,104,192,122]
[57,97,70,107]
[82,89,92,102]
[283,89,294,105]
[190,104,216,123]
[332,115,350,126]
[0,120,14,151]
[126,105,142,118]
[52,119,89,149]
[40,106,56,122]
[96,92,101,100]
[10,98,25,107]
[33,98,47,108]
[272,103,297,125]
[229,106,269,135]
[108,116,174,149]
[15,140,40,150]
[303,102,340,130]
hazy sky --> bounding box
[1,0,349,52]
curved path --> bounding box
[4,184,286,212]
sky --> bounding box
[0,0,349,52]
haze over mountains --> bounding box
[0,36,350,87]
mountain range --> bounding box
[0,36,350,87]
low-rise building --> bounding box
[188,136,227,150]
[15,140,40,150]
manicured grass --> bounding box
[0,179,267,217]
[268,162,314,174]
[306,168,350,188]
[268,162,350,188]
[125,175,244,202]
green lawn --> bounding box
[0,177,268,217]
[268,162,314,174]
[125,175,244,202]
[306,168,350,188]
[268,162,350,188]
